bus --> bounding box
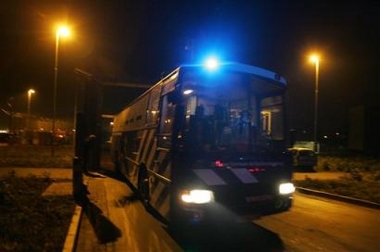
[111,61,295,226]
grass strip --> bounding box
[0,172,75,252]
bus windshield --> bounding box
[180,72,285,154]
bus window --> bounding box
[147,85,161,125]
[158,94,175,148]
[260,96,284,140]
[179,82,285,153]
[122,131,138,158]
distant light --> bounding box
[323,135,328,139]
[183,89,193,95]
[57,26,70,37]
[309,54,320,64]
[204,57,219,71]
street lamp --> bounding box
[309,54,320,152]
[52,25,70,156]
[27,89,35,130]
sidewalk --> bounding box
[74,171,126,252]
[0,167,73,179]
[70,157,138,251]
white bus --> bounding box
[111,61,295,226]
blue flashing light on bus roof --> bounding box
[204,56,220,71]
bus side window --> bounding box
[122,131,138,158]
[158,94,175,148]
[147,85,161,125]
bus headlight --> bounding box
[181,190,214,204]
[279,183,295,195]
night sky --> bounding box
[0,0,379,138]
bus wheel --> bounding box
[138,171,150,208]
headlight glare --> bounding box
[279,183,295,195]
[181,190,214,204]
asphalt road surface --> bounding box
[254,192,380,252]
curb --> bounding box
[62,204,84,252]
[296,187,380,210]
[62,178,89,252]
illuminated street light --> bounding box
[52,25,70,156]
[27,89,35,129]
[309,54,320,152]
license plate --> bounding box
[245,195,273,203]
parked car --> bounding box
[288,147,317,170]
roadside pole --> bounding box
[72,67,102,201]
[73,112,86,202]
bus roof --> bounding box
[179,62,287,86]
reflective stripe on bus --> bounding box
[193,169,227,186]
[193,168,259,186]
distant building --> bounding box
[348,105,380,157]
[0,111,73,145]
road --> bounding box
[254,192,380,252]
[75,172,380,252]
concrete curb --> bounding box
[296,187,380,210]
[62,178,89,252]
[62,204,83,252]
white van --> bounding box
[288,147,317,169]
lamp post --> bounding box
[309,54,320,152]
[27,89,35,129]
[52,25,70,156]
